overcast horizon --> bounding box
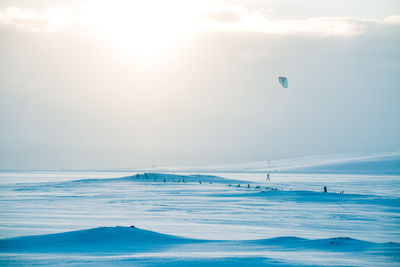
[1,0,399,170]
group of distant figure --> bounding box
[266,172,343,194]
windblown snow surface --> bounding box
[0,153,399,266]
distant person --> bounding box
[266,173,270,181]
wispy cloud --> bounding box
[384,15,400,24]
[200,6,400,36]
[0,7,75,32]
[0,4,399,36]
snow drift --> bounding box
[1,226,398,254]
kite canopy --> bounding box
[278,76,288,88]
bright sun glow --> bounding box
[79,0,208,55]
[1,1,396,55]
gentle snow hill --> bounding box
[151,152,400,174]
[1,227,399,254]
[249,236,392,252]
[0,227,204,253]
[71,173,249,184]
[277,154,400,175]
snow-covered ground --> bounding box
[0,154,399,266]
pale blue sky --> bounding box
[0,0,399,169]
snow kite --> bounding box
[278,76,288,88]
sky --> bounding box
[0,0,399,170]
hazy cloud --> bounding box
[0,5,399,36]
[200,6,400,36]
[202,9,242,24]
[0,7,75,32]
[385,15,400,24]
